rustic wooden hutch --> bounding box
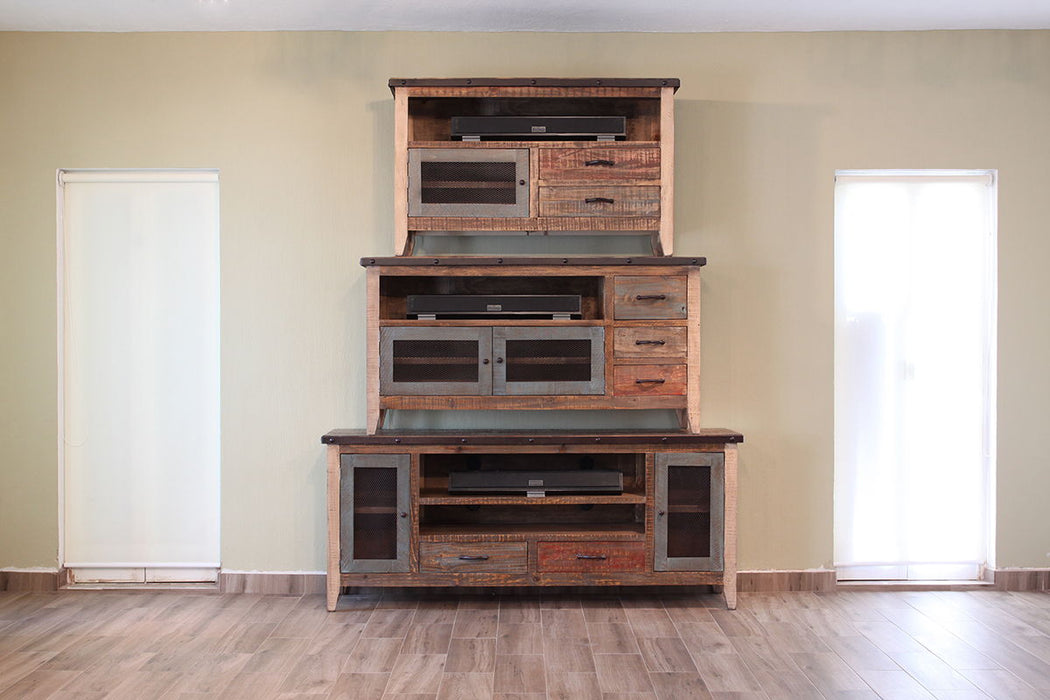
[323,78,743,611]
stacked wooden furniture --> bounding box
[324,79,743,611]
[361,255,705,434]
[391,77,678,255]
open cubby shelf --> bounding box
[418,522,647,542]
[417,491,647,506]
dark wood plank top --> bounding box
[360,255,706,268]
[322,429,742,446]
[389,78,680,93]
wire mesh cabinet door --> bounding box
[654,452,724,572]
[492,326,605,395]
[339,454,411,573]
[380,327,492,396]
[408,148,530,218]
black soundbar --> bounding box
[407,294,581,319]
[451,116,626,141]
[449,470,623,496]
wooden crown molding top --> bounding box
[389,78,680,94]
[360,255,706,268]
[321,428,744,446]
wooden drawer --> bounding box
[613,327,687,359]
[420,541,528,573]
[536,541,646,573]
[538,147,660,182]
[537,186,659,218]
[613,276,687,319]
[614,364,688,396]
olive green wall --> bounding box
[2,30,1048,572]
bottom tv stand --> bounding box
[321,429,743,611]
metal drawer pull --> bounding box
[576,554,608,560]
[635,339,666,346]
[635,378,666,384]
[584,159,615,167]
[635,294,667,301]
[585,197,615,204]
[458,555,490,561]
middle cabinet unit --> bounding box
[361,256,705,433]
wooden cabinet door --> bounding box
[492,326,605,395]
[380,327,492,395]
[339,454,410,573]
[654,453,724,572]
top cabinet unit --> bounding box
[390,78,679,256]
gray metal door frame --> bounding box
[380,326,492,395]
[654,452,724,572]
[339,453,411,573]
[408,148,529,218]
[492,326,605,396]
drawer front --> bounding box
[614,364,688,396]
[420,541,528,574]
[613,327,688,360]
[536,541,646,573]
[538,147,660,182]
[537,186,659,218]
[613,276,687,319]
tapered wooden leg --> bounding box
[326,446,341,611]
[722,444,738,610]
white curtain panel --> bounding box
[834,171,996,581]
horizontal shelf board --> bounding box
[379,395,688,411]
[362,255,705,268]
[340,571,725,587]
[503,357,591,365]
[389,357,476,364]
[391,77,678,90]
[407,216,660,232]
[422,181,515,189]
[408,141,663,149]
[419,489,646,505]
[322,428,744,446]
[380,319,605,327]
[419,523,646,542]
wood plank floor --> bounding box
[1,588,1049,699]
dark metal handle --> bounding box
[458,555,490,561]
[576,554,608,560]
[584,159,615,167]
[399,512,408,518]
[496,357,504,364]
[585,197,615,204]
[482,358,490,365]
[635,378,666,384]
[635,294,667,301]
[658,510,666,517]
[635,339,666,346]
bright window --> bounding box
[834,170,996,581]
